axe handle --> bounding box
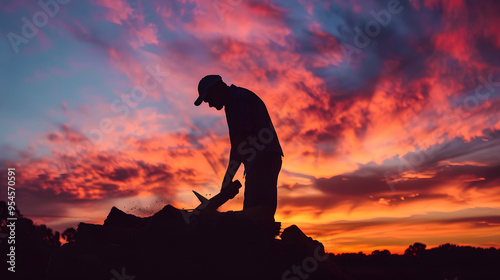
[204,180,242,211]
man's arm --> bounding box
[221,155,241,190]
[221,130,250,190]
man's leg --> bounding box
[243,152,282,217]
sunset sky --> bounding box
[1,0,499,254]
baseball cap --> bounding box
[194,75,222,106]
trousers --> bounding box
[243,152,282,216]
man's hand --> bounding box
[221,180,241,199]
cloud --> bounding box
[300,207,500,254]
[276,129,500,218]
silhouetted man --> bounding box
[195,75,283,220]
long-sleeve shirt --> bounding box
[224,85,283,168]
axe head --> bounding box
[192,190,209,203]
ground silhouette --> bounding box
[1,201,499,280]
